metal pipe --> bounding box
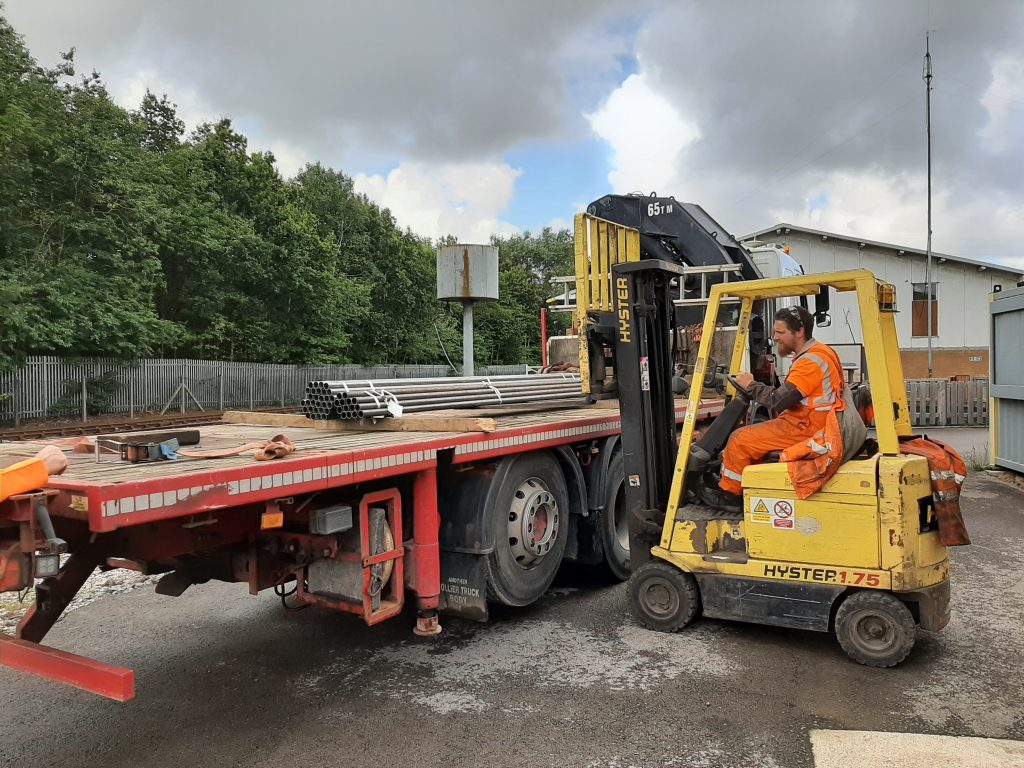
[463,302,474,377]
[352,388,584,410]
[311,373,578,389]
[358,393,588,417]
[342,383,582,404]
[344,385,581,409]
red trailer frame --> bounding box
[0,400,722,701]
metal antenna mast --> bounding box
[923,32,934,377]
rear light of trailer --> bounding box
[33,552,60,579]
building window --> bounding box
[911,282,938,337]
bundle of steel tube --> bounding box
[301,373,584,420]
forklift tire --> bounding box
[627,561,700,632]
[485,451,570,607]
[834,591,916,667]
[599,452,631,582]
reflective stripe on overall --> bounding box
[719,341,846,496]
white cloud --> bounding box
[767,169,1024,269]
[266,141,311,179]
[353,162,522,242]
[111,68,309,178]
[108,67,211,133]
[770,171,934,248]
[585,71,700,195]
[980,55,1024,152]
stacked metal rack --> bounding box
[302,373,584,420]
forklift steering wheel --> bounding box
[725,374,754,399]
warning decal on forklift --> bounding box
[749,496,796,529]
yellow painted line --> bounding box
[810,729,1024,768]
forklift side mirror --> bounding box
[814,286,831,327]
[749,315,766,348]
[704,358,719,388]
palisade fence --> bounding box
[0,357,536,425]
[0,357,989,427]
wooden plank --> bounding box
[223,410,497,433]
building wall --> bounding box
[900,349,988,379]
[765,232,1019,376]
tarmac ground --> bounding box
[0,428,1021,768]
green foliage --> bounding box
[472,229,575,366]
[47,370,121,417]
[0,13,575,370]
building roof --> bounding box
[744,223,1023,279]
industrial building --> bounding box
[744,224,1024,379]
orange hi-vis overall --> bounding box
[0,458,49,503]
[719,340,846,496]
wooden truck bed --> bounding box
[0,401,723,534]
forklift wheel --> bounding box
[627,561,700,633]
[834,591,916,667]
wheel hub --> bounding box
[854,613,894,651]
[507,477,560,568]
[642,576,679,618]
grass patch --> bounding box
[963,445,990,472]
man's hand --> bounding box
[734,372,755,389]
[35,445,68,477]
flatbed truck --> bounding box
[0,398,723,701]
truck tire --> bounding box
[485,451,570,606]
[834,591,916,667]
[627,561,700,632]
[599,452,631,581]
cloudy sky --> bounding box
[5,1,1023,269]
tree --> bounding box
[0,18,176,368]
[0,10,577,370]
[473,228,575,365]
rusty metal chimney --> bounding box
[437,244,499,376]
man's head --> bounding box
[773,306,814,357]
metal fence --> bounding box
[991,285,1024,472]
[905,378,989,427]
[0,356,988,427]
[0,357,536,425]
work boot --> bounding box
[699,485,743,514]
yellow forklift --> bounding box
[611,257,952,667]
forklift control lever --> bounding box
[725,373,754,400]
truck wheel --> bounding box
[599,452,631,581]
[627,561,700,632]
[834,591,916,667]
[485,451,569,606]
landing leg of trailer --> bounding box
[0,529,135,701]
[412,468,442,637]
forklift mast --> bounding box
[610,259,687,570]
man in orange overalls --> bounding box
[708,306,846,510]
[0,446,67,502]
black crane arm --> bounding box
[586,194,762,283]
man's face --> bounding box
[773,319,804,357]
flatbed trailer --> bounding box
[0,398,723,701]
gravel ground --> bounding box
[0,565,160,634]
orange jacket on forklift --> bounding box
[720,340,846,497]
[0,458,49,503]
